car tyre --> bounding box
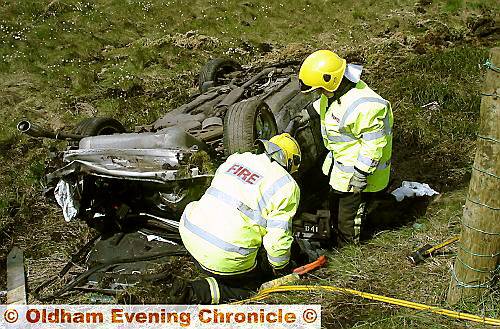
[198,58,241,93]
[223,99,278,156]
[71,117,127,148]
[74,117,127,137]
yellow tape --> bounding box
[235,285,500,326]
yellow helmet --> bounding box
[299,50,347,93]
[257,133,301,174]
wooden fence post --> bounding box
[447,47,500,305]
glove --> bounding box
[348,169,368,193]
[168,279,195,304]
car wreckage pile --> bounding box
[18,58,435,300]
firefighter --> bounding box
[298,50,393,247]
[174,133,301,304]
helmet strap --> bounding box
[287,158,293,173]
[332,78,356,102]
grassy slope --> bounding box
[266,189,500,328]
[0,0,499,327]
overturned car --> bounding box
[20,58,326,237]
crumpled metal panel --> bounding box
[48,148,208,183]
[79,127,208,150]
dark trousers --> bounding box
[329,189,367,247]
[189,250,275,304]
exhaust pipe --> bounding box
[17,120,83,140]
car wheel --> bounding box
[223,99,278,156]
[74,117,127,136]
[198,58,241,93]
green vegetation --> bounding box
[0,0,498,327]
[445,0,464,13]
[264,190,499,328]
[378,46,488,188]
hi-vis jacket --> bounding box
[179,152,300,275]
[314,80,393,192]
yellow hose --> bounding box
[235,285,500,326]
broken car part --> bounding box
[7,247,27,305]
[17,120,84,141]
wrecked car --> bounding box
[19,58,325,236]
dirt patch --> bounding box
[251,42,313,66]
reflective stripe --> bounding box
[267,219,291,231]
[205,277,220,304]
[353,202,366,244]
[335,160,390,173]
[377,160,391,170]
[257,175,293,213]
[328,134,357,143]
[383,113,392,135]
[340,97,389,132]
[321,125,327,138]
[334,160,355,173]
[357,154,377,168]
[322,121,357,143]
[182,213,258,256]
[267,252,290,265]
[206,187,266,227]
[362,130,387,141]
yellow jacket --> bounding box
[314,80,393,192]
[179,152,300,275]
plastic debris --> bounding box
[54,180,79,222]
[391,181,439,202]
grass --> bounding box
[385,46,487,188]
[357,40,491,190]
[467,0,499,10]
[445,0,464,13]
[0,0,499,327]
[258,189,499,328]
